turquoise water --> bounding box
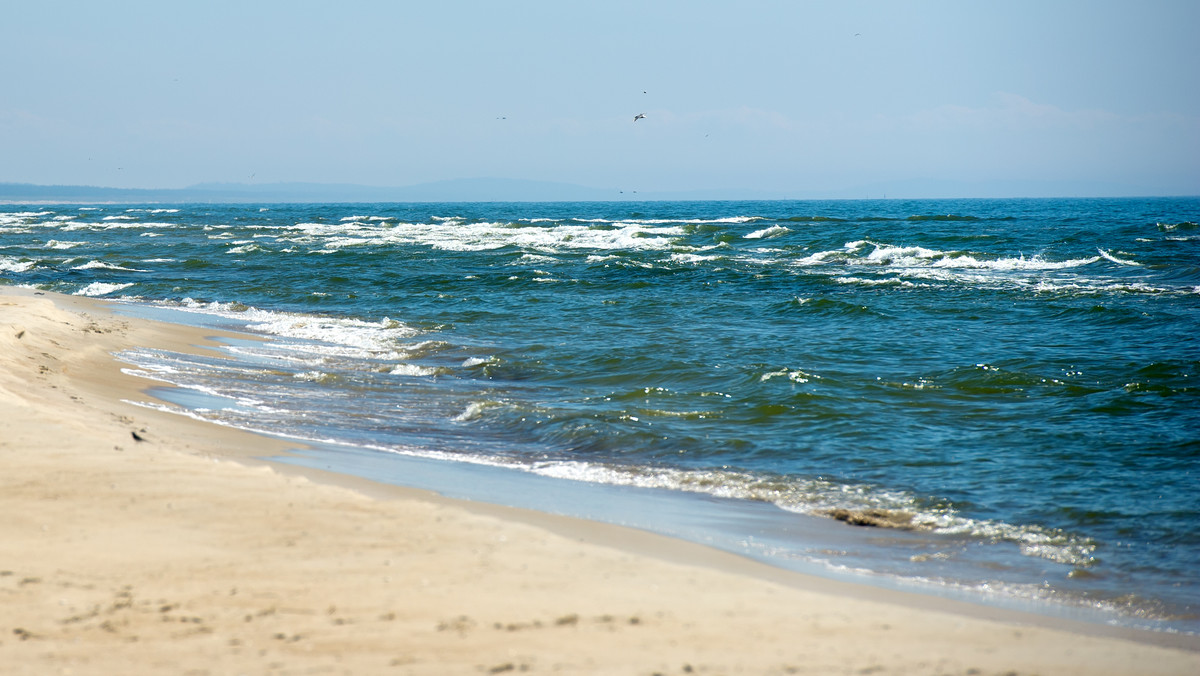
[2,198,1198,632]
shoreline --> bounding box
[2,285,1197,674]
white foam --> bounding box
[825,240,1105,273]
[492,458,1096,568]
[522,216,760,226]
[62,220,176,232]
[71,260,149,272]
[0,257,34,273]
[281,219,685,253]
[76,282,134,296]
[778,238,1187,294]
[167,299,422,359]
[226,243,265,254]
[454,401,490,422]
[792,250,841,266]
[44,240,85,250]
[744,225,791,239]
[759,368,817,383]
[931,254,1101,271]
[832,276,923,288]
[389,363,440,377]
[293,371,331,383]
[1097,248,1141,266]
[670,252,719,264]
[1031,280,1172,295]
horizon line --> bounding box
[0,179,1192,204]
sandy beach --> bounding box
[1,285,1196,675]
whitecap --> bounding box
[389,363,439,377]
[670,252,718,264]
[293,371,331,383]
[44,240,85,250]
[1097,248,1141,266]
[226,243,265,254]
[0,257,35,273]
[76,282,134,296]
[165,299,422,359]
[792,250,841,266]
[864,243,943,263]
[744,225,791,239]
[759,368,815,383]
[832,276,922,288]
[454,401,491,422]
[72,260,149,272]
[932,254,1101,271]
[280,218,685,253]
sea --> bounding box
[2,197,1198,635]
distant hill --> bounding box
[0,183,201,203]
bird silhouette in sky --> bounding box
[634,113,646,121]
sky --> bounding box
[3,0,1198,197]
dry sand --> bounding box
[1,286,1196,675]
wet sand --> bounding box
[1,286,1196,675]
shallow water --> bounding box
[3,198,1197,632]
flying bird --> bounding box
[634,113,646,121]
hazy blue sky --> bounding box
[4,1,1198,197]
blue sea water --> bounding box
[2,198,1198,633]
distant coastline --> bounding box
[0,178,1177,204]
[0,179,620,204]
